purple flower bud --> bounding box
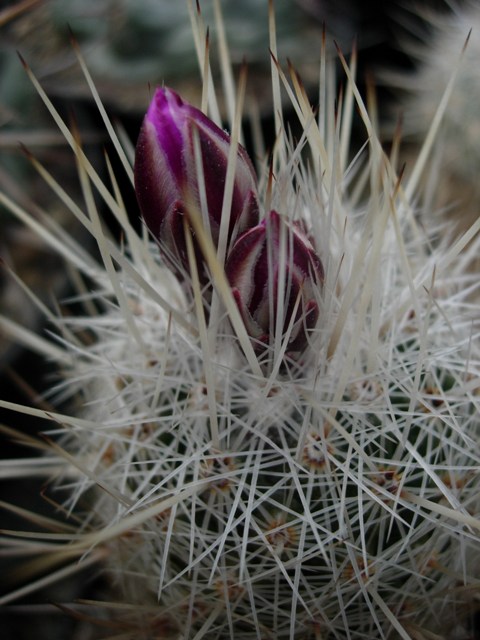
[225,210,324,361]
[134,87,260,282]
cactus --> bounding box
[383,1,480,238]
[1,2,480,639]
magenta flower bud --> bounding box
[134,87,259,281]
[225,210,324,361]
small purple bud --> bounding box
[134,87,260,282]
[225,210,324,361]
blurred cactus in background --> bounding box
[1,0,326,112]
[382,1,480,240]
